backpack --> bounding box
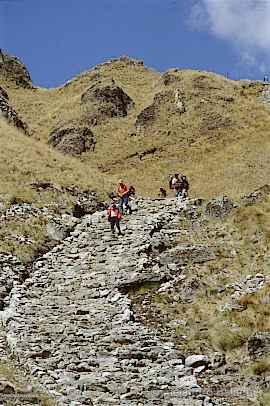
[181,175,189,191]
[169,175,174,190]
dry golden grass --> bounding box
[0,119,116,204]
[3,58,270,199]
[2,58,270,262]
[0,119,116,261]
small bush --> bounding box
[210,325,248,352]
[249,359,270,376]
[258,391,270,406]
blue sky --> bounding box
[0,0,269,87]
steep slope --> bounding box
[1,194,270,405]
[0,198,235,406]
[1,52,270,406]
[0,119,110,261]
[2,54,270,199]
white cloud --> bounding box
[190,0,270,69]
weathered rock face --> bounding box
[1,198,216,406]
[248,332,270,360]
[46,215,79,242]
[30,181,105,216]
[240,184,270,206]
[0,254,26,312]
[199,110,234,133]
[135,90,183,132]
[0,93,29,134]
[81,83,134,124]
[135,104,156,131]
[0,52,32,88]
[48,126,96,155]
[161,71,180,86]
[205,196,236,218]
[0,86,8,100]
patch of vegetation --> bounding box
[0,217,48,263]
[209,322,249,352]
[246,358,270,376]
[0,360,56,405]
[257,391,270,406]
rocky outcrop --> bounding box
[135,104,156,131]
[200,110,234,133]
[0,92,28,134]
[0,254,26,312]
[0,52,32,88]
[1,198,216,406]
[81,83,134,124]
[240,184,270,206]
[48,126,96,155]
[135,90,184,132]
[46,215,79,242]
[248,332,270,360]
[0,86,9,100]
[205,196,237,218]
[30,182,104,216]
[161,71,180,86]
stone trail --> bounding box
[1,198,216,406]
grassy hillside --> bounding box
[2,56,270,199]
[0,119,116,261]
[2,54,270,404]
[0,119,114,204]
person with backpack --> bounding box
[107,201,123,235]
[180,175,189,199]
[170,173,182,197]
[117,179,132,214]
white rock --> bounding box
[185,355,209,368]
[177,375,199,389]
[193,365,206,375]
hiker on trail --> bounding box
[180,175,189,199]
[128,185,136,197]
[107,201,123,235]
[117,179,132,214]
[169,173,189,199]
[170,173,183,197]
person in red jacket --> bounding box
[107,202,123,235]
[117,179,132,214]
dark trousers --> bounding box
[119,194,131,213]
[109,217,121,234]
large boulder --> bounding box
[48,126,96,155]
[81,83,134,124]
[0,52,32,88]
[47,215,79,242]
[185,355,209,368]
